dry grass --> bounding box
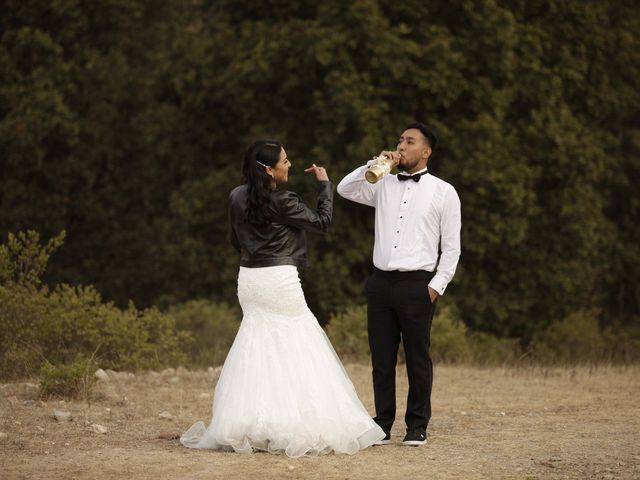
[1,364,638,479]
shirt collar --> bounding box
[399,167,428,177]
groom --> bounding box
[337,122,461,446]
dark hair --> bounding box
[405,122,438,152]
[242,139,283,227]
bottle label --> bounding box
[370,155,391,176]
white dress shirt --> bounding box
[337,163,461,295]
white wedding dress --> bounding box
[180,265,385,457]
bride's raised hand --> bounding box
[304,164,329,182]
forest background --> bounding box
[1,0,639,382]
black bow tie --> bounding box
[397,171,427,182]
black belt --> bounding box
[373,267,434,281]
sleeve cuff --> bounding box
[428,274,449,296]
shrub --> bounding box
[326,302,521,365]
[602,320,640,363]
[467,330,520,365]
[431,305,472,363]
[532,310,605,363]
[326,305,370,362]
[0,231,189,381]
[169,299,241,367]
[39,357,97,399]
[0,230,65,288]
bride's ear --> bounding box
[265,166,275,178]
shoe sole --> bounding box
[402,439,427,446]
[373,439,391,446]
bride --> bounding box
[180,139,385,457]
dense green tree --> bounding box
[1,0,200,304]
[1,0,638,345]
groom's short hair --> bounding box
[405,122,438,152]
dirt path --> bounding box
[1,364,638,479]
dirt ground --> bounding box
[1,364,638,479]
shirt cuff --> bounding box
[428,274,449,296]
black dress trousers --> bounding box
[366,268,437,433]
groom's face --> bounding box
[396,128,432,173]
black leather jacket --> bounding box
[228,181,333,268]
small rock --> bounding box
[288,465,295,471]
[13,420,22,425]
[167,376,180,384]
[91,424,108,434]
[499,411,506,416]
[198,392,211,400]
[158,411,174,420]
[460,411,467,415]
[158,431,181,440]
[161,368,176,376]
[53,409,72,422]
[94,369,110,382]
[23,400,36,407]
[0,432,7,440]
[36,426,45,433]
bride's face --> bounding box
[270,148,291,185]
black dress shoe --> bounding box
[402,429,427,446]
[373,432,391,446]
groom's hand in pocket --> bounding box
[428,287,438,303]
